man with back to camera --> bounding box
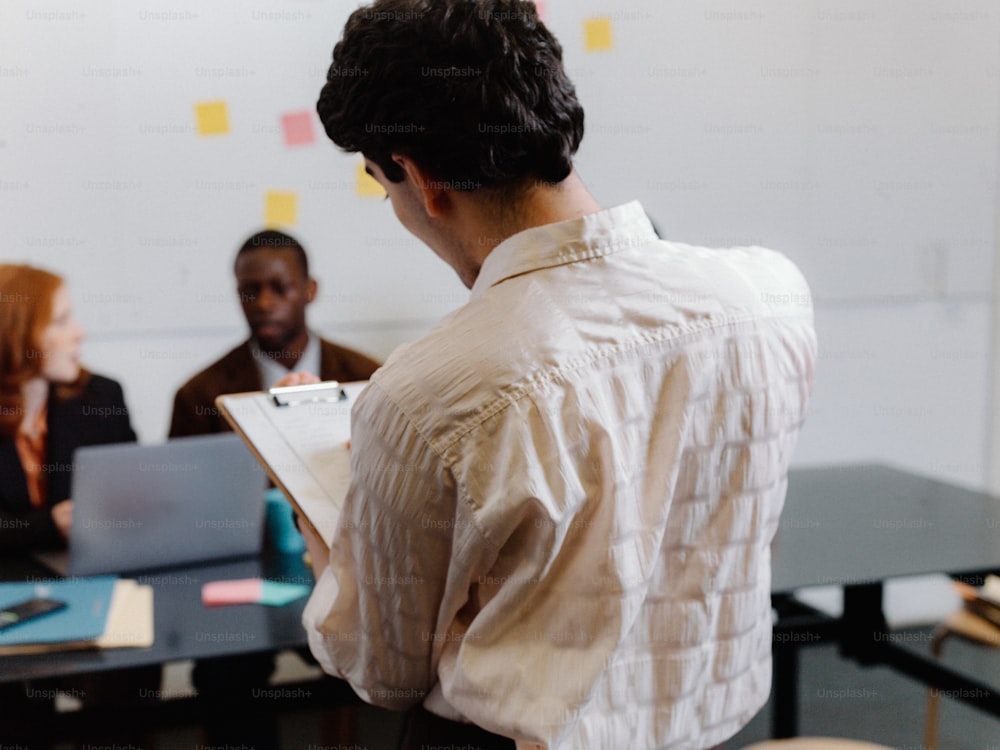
[297,1,817,748]
[169,229,380,437]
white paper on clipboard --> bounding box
[215,381,368,546]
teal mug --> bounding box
[264,487,306,554]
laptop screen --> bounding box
[39,433,267,577]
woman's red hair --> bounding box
[0,264,86,437]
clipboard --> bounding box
[215,380,368,546]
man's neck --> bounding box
[271,351,303,370]
[451,171,602,286]
[508,171,604,233]
[254,332,309,370]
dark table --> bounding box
[2,464,998,742]
[770,464,1000,737]
[1,553,314,684]
[0,551,357,744]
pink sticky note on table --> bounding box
[281,111,316,146]
[202,578,263,606]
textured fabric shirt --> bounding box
[304,201,817,750]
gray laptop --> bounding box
[35,433,267,576]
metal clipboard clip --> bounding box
[269,381,348,407]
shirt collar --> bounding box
[470,201,656,300]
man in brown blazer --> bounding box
[167,230,379,722]
[169,229,380,438]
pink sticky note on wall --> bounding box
[281,111,316,146]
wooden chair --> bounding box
[924,608,1000,750]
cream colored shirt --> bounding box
[304,201,817,749]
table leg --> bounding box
[841,582,887,665]
[772,643,799,738]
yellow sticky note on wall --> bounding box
[356,162,386,198]
[195,101,230,136]
[584,18,613,52]
[265,191,298,227]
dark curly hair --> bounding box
[235,230,310,277]
[317,0,584,192]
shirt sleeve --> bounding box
[302,380,473,710]
[168,384,211,438]
[0,505,64,553]
[105,377,138,444]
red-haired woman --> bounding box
[0,264,135,553]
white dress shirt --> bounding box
[304,201,817,749]
[250,330,321,388]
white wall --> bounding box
[2,0,996,492]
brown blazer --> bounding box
[168,338,380,438]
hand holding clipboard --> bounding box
[215,380,367,547]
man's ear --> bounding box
[305,277,318,303]
[393,154,450,218]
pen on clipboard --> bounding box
[269,381,348,407]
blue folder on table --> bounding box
[0,575,117,648]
